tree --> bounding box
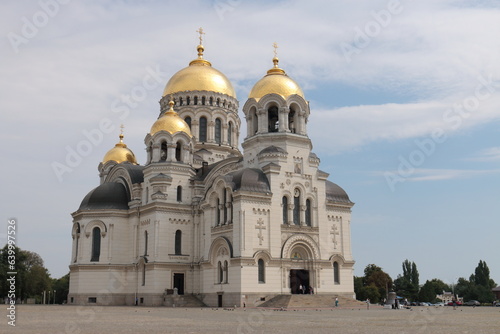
[357,285,380,304]
[52,273,70,304]
[355,264,393,303]
[418,280,437,302]
[394,260,419,301]
[473,260,494,289]
[0,244,52,302]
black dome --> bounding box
[225,168,271,193]
[79,182,129,210]
[325,180,352,203]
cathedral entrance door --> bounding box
[290,269,310,294]
[173,273,184,295]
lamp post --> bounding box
[54,290,56,304]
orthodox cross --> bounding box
[255,218,266,246]
[330,224,340,249]
[273,42,278,57]
[120,124,124,135]
[196,27,205,44]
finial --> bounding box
[272,42,279,68]
[119,124,124,142]
[196,27,205,58]
[196,27,205,45]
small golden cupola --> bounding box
[248,43,305,101]
[150,100,192,136]
[162,28,236,99]
[102,130,138,164]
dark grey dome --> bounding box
[225,168,271,193]
[258,145,287,156]
[79,182,129,210]
[120,163,144,184]
[325,180,352,203]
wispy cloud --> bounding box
[375,168,500,182]
[469,147,500,161]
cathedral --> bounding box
[68,34,355,307]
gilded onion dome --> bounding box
[150,101,192,136]
[248,56,305,101]
[102,133,138,164]
[162,44,236,98]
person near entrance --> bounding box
[335,297,339,307]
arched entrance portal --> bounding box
[289,245,313,294]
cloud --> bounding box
[376,168,500,182]
[469,147,500,161]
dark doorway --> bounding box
[218,294,223,307]
[173,273,184,295]
[290,269,310,294]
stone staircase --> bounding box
[258,294,366,309]
[258,295,292,308]
[163,294,206,307]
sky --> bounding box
[1,0,499,288]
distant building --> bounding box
[68,38,355,307]
[436,291,463,304]
[492,286,500,300]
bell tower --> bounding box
[242,44,312,169]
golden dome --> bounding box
[150,101,192,136]
[248,57,305,101]
[102,133,138,164]
[162,45,236,98]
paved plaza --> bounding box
[4,305,500,333]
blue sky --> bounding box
[1,0,499,287]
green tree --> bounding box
[357,285,381,303]
[0,245,52,302]
[418,280,437,302]
[355,264,392,303]
[394,260,419,301]
[52,273,70,304]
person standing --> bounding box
[335,297,339,307]
[366,298,370,310]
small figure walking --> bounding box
[299,284,303,294]
[366,298,370,310]
[335,297,339,307]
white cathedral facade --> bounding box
[68,39,355,307]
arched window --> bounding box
[216,98,220,106]
[185,116,191,129]
[175,142,182,162]
[144,231,148,256]
[179,97,183,106]
[91,227,101,262]
[216,198,221,226]
[282,196,288,225]
[186,96,190,105]
[223,189,227,224]
[209,97,213,106]
[218,261,223,283]
[215,118,222,144]
[142,264,146,286]
[229,194,233,224]
[74,223,80,263]
[194,96,198,105]
[293,189,300,225]
[202,96,206,105]
[334,262,340,284]
[227,122,233,146]
[175,230,182,255]
[289,108,296,133]
[258,259,265,283]
[224,260,228,283]
[177,186,182,202]
[251,107,258,134]
[160,141,168,161]
[199,117,207,142]
[305,199,312,226]
[268,106,279,132]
